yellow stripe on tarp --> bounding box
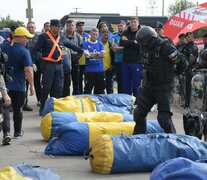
[0,166,32,180]
[40,113,52,141]
[88,122,135,146]
[90,135,114,174]
[74,112,124,122]
[53,96,97,113]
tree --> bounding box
[168,0,195,17]
[0,15,24,29]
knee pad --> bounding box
[133,106,148,134]
[157,112,176,133]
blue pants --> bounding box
[41,62,64,110]
[122,63,143,103]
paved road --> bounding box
[0,95,186,180]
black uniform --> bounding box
[134,26,188,134]
[182,41,198,108]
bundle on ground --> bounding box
[88,133,207,174]
[150,157,207,180]
[45,120,163,155]
[42,94,135,116]
[0,163,60,180]
[41,111,133,141]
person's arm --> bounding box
[0,74,11,106]
[24,66,35,96]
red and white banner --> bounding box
[163,2,207,44]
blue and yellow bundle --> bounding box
[41,111,133,141]
[0,163,60,180]
[45,120,163,156]
[150,157,207,180]
[42,94,135,116]
[88,134,207,174]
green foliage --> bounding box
[0,15,24,29]
[193,27,207,38]
[168,0,195,17]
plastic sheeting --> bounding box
[150,157,207,180]
[42,94,135,117]
[0,164,60,180]
[89,133,207,174]
[41,112,133,141]
[45,120,163,156]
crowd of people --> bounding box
[0,16,205,146]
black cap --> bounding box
[185,32,193,37]
[76,21,85,27]
[155,21,164,29]
[178,33,186,39]
[50,19,61,27]
[203,32,207,38]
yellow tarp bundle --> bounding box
[0,166,31,180]
[41,112,132,141]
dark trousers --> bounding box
[3,90,25,135]
[79,65,85,94]
[34,68,42,102]
[62,71,71,97]
[114,62,123,93]
[71,63,80,95]
[84,72,106,94]
[40,62,64,111]
[185,70,192,107]
[105,69,114,94]
[133,86,176,134]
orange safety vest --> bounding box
[42,31,63,62]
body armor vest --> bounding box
[143,40,175,86]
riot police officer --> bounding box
[133,26,188,134]
[182,32,198,108]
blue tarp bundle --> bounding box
[41,112,133,141]
[89,133,207,174]
[42,94,135,117]
[150,157,207,180]
[45,120,163,156]
[0,163,60,180]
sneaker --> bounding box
[23,104,33,111]
[2,134,11,145]
[37,101,41,106]
[13,131,24,139]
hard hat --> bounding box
[199,49,207,68]
[14,27,34,38]
[135,26,158,46]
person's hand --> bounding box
[122,36,128,40]
[3,94,11,107]
[83,50,90,58]
[33,64,37,72]
[29,86,35,96]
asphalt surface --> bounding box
[0,95,186,180]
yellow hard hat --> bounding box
[14,27,34,38]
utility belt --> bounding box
[43,60,62,65]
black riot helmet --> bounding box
[135,26,158,46]
[199,49,207,68]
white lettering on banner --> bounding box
[169,19,184,28]
[187,24,193,30]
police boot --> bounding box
[133,107,147,134]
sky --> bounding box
[0,0,206,31]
